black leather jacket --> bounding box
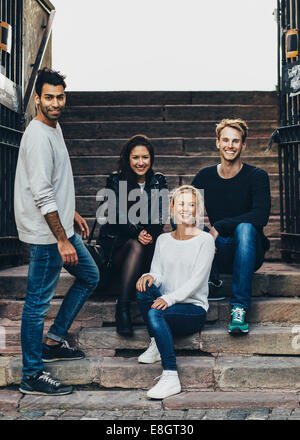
[97,171,168,251]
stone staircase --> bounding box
[1,91,300,410]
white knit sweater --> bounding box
[145,231,215,311]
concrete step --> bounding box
[61,120,277,140]
[1,387,296,413]
[1,296,299,331]
[62,104,277,122]
[2,296,300,356]
[3,354,300,393]
[1,261,298,301]
[66,91,277,106]
[70,155,278,177]
[77,324,300,356]
[85,215,280,238]
[66,137,274,157]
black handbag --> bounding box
[85,219,117,291]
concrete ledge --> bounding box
[19,390,161,411]
[163,391,299,410]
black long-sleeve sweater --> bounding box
[192,163,271,251]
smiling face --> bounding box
[172,191,197,226]
[129,145,151,182]
[216,126,246,163]
[34,83,66,127]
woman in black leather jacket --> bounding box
[97,134,168,336]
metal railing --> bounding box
[272,0,300,261]
[0,0,55,265]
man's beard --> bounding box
[40,104,65,121]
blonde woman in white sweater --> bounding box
[136,185,215,399]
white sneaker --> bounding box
[147,370,181,399]
[138,338,161,364]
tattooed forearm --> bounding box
[44,211,68,242]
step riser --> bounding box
[61,121,277,139]
[1,298,299,328]
[66,91,277,106]
[70,156,279,177]
[77,326,300,356]
[0,248,290,302]
[67,138,275,157]
[62,105,278,122]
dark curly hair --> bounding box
[118,134,155,187]
[35,67,66,97]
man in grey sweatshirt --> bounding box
[14,68,99,396]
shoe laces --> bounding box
[153,371,176,383]
[232,307,245,323]
[38,371,61,387]
[147,339,158,353]
[61,340,76,351]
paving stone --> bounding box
[247,408,270,420]
[186,409,206,420]
[45,409,65,417]
[163,391,299,410]
[161,410,186,419]
[19,390,162,411]
[203,409,228,420]
[269,407,292,420]
[18,410,45,419]
[228,409,250,420]
[60,409,86,418]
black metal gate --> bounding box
[0,0,24,265]
[270,0,300,261]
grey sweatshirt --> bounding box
[14,119,75,244]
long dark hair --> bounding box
[118,134,155,187]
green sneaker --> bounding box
[228,306,249,334]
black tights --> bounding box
[112,239,154,302]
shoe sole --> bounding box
[228,327,249,334]
[147,387,181,399]
[19,387,73,396]
[138,357,161,364]
[42,356,85,363]
[208,297,226,301]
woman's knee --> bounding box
[147,307,163,329]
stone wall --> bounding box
[23,0,54,125]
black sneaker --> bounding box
[42,340,85,363]
[19,371,73,395]
[208,280,226,301]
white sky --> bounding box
[51,0,278,91]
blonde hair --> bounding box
[170,185,204,229]
[216,118,248,143]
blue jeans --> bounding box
[136,283,206,371]
[21,233,99,376]
[206,223,265,310]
